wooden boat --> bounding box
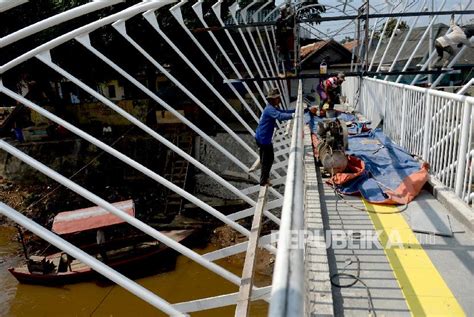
[8,200,194,285]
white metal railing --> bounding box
[344,77,474,204]
[0,1,299,316]
[269,80,305,317]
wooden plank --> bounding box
[234,185,269,317]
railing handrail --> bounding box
[365,77,474,104]
[345,76,474,205]
[269,80,305,317]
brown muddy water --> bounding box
[0,225,270,317]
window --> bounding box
[108,85,116,98]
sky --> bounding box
[275,0,474,40]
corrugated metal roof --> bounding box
[51,200,135,235]
[368,23,474,66]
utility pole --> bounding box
[364,0,370,72]
[428,0,433,86]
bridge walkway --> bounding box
[304,115,474,317]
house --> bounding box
[293,39,353,96]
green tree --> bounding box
[383,18,409,38]
[296,0,325,24]
[341,36,354,44]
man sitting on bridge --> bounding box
[255,89,295,186]
[433,14,474,68]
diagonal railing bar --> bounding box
[108,21,256,168]
[0,0,28,13]
[203,233,275,262]
[0,1,340,314]
[0,0,123,47]
[227,198,284,222]
[0,0,176,74]
[169,0,260,123]
[211,0,268,102]
[384,0,427,80]
[395,0,448,83]
[192,0,265,113]
[265,25,291,108]
[0,201,185,316]
[211,0,292,167]
[172,286,272,313]
[36,51,281,226]
[0,85,278,254]
[141,11,258,138]
[228,2,270,92]
[368,6,395,71]
[142,10,286,184]
[240,1,275,90]
[0,136,242,286]
[375,0,410,73]
[251,0,277,90]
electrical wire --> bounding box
[321,133,414,316]
[328,181,377,317]
[322,148,376,315]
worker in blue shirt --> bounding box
[255,88,295,186]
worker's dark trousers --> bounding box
[256,141,274,186]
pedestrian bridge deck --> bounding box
[303,123,474,317]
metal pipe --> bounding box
[0,0,123,47]
[0,84,258,248]
[0,138,242,285]
[36,51,281,226]
[455,100,472,196]
[142,11,256,137]
[251,1,280,93]
[384,0,427,80]
[269,80,305,317]
[108,21,257,169]
[0,201,185,316]
[191,0,265,111]
[376,0,410,73]
[406,0,473,84]
[241,1,275,89]
[212,0,268,104]
[169,0,261,123]
[368,5,395,71]
[228,2,270,92]
[1,0,177,74]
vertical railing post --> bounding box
[455,100,472,197]
[400,87,407,147]
[422,91,432,161]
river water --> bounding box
[0,225,269,317]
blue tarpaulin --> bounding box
[309,113,428,204]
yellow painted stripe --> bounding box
[362,200,465,317]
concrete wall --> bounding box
[64,99,149,126]
[194,133,258,199]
